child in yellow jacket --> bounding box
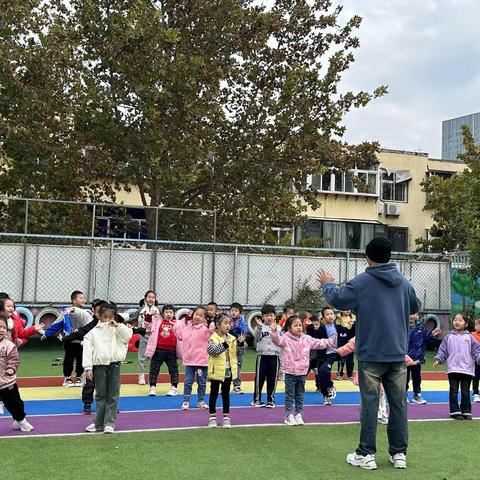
[207,314,246,429]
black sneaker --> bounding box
[451,413,464,420]
[250,401,265,407]
[83,403,91,414]
[463,413,472,420]
[265,402,275,409]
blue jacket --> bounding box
[44,313,72,337]
[230,315,248,338]
[322,263,421,363]
[408,321,436,364]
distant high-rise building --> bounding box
[442,112,480,161]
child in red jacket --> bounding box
[145,305,179,397]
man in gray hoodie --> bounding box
[317,236,421,471]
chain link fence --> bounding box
[0,232,451,312]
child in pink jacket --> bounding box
[0,316,34,432]
[173,306,215,410]
[337,337,418,424]
[271,315,334,426]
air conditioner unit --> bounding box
[385,203,401,216]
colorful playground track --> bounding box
[1,374,477,439]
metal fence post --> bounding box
[346,250,350,283]
[211,210,217,300]
[20,199,29,302]
[106,239,114,301]
[291,256,295,301]
[232,246,238,303]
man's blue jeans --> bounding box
[357,361,408,456]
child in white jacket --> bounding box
[82,303,132,434]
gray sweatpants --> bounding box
[93,362,121,428]
[137,335,149,374]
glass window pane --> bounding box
[345,171,355,192]
[334,173,344,192]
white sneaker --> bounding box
[346,452,377,470]
[85,423,101,433]
[327,386,337,399]
[411,394,427,404]
[198,401,208,409]
[63,377,74,387]
[104,425,115,434]
[148,386,157,396]
[0,402,4,415]
[75,377,83,387]
[389,453,407,469]
[222,417,231,429]
[138,374,146,385]
[166,386,178,396]
[473,394,480,403]
[181,401,189,410]
[284,414,297,426]
[208,416,217,428]
[323,397,332,406]
[12,419,34,432]
[378,415,389,425]
[294,413,304,425]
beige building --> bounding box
[297,149,465,252]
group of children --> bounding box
[2,287,480,434]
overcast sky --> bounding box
[338,0,480,158]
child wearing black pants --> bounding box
[207,315,245,428]
[251,305,281,408]
[0,316,34,432]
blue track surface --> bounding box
[2,391,450,416]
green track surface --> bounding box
[2,422,477,479]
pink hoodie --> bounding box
[173,321,215,366]
[271,330,332,376]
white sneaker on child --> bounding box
[294,413,304,425]
[13,419,34,432]
[63,377,73,387]
[378,415,389,425]
[222,417,231,429]
[346,452,377,470]
[198,401,208,409]
[138,374,146,385]
[208,416,217,428]
[85,423,101,433]
[148,386,157,396]
[389,453,407,469]
[284,414,297,426]
[166,386,178,396]
[181,401,189,410]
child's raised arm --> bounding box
[270,324,285,347]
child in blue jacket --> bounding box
[230,302,248,393]
[407,312,440,403]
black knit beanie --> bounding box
[365,235,392,263]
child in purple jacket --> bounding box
[434,312,480,420]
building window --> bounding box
[381,172,408,202]
[300,219,387,249]
[388,227,408,251]
[309,168,378,196]
[428,170,455,180]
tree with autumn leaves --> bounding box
[0,0,386,241]
[418,125,480,276]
